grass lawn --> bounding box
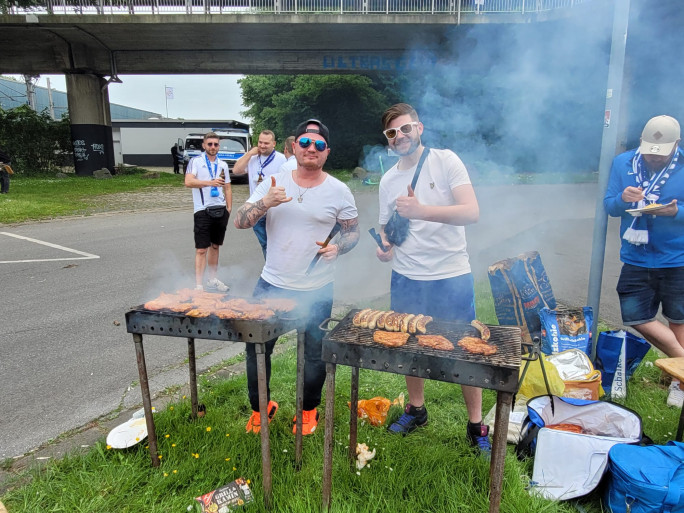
[0,170,182,224]
[1,284,680,513]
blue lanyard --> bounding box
[257,151,276,179]
[204,154,218,179]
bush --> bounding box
[0,105,72,176]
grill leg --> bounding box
[133,334,159,467]
[489,391,513,513]
[294,328,305,468]
[322,362,336,511]
[188,338,198,419]
[255,343,272,509]
[348,366,359,467]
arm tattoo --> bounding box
[336,217,360,256]
[234,200,268,229]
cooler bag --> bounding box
[605,441,684,513]
[518,396,643,500]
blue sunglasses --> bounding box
[298,137,327,151]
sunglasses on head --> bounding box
[298,137,327,151]
[383,122,419,140]
[205,142,219,147]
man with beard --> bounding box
[184,132,232,292]
[374,103,489,453]
[233,130,287,258]
[604,115,684,407]
[234,119,359,436]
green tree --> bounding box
[239,74,392,169]
[0,106,72,175]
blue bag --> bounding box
[488,251,556,343]
[594,330,650,396]
[605,441,684,513]
[539,306,593,355]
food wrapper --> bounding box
[545,349,594,380]
[195,478,253,513]
[355,443,376,470]
[348,393,404,426]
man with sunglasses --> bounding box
[234,119,359,436]
[184,132,231,292]
[233,130,287,259]
[375,103,489,453]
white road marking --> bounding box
[0,232,100,263]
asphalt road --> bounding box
[0,182,624,459]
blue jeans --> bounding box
[252,216,267,260]
[617,264,684,324]
[390,271,476,322]
[245,277,334,411]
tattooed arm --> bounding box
[317,217,360,261]
[234,200,268,229]
[234,176,292,229]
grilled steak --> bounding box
[457,336,497,355]
[373,330,410,347]
[416,334,454,351]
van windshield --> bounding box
[220,137,247,152]
[185,138,204,151]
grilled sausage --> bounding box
[367,310,385,330]
[407,314,423,335]
[470,320,491,341]
[353,308,372,327]
[416,315,433,334]
[375,311,393,330]
[400,314,416,333]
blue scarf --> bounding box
[623,147,679,245]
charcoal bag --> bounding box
[593,330,650,398]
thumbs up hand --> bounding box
[395,184,421,219]
[263,175,292,208]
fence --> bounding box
[10,0,591,16]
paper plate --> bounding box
[106,417,148,449]
[626,203,670,216]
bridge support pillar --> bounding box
[66,73,115,176]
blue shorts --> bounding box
[616,264,684,325]
[390,271,476,322]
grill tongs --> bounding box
[305,222,342,275]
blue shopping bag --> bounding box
[593,330,650,397]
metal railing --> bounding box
[9,0,590,15]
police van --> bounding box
[179,121,250,181]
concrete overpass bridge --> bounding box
[0,0,602,173]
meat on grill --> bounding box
[416,335,454,351]
[457,336,498,356]
[141,289,295,320]
[352,309,432,334]
[470,320,491,341]
[373,331,410,347]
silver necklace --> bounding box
[294,171,311,203]
[296,184,310,203]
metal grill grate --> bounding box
[125,306,300,343]
[322,310,522,392]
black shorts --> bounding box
[194,208,229,249]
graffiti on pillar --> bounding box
[73,139,90,162]
[91,143,105,155]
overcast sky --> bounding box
[17,74,247,121]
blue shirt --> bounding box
[604,148,684,268]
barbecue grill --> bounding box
[125,302,305,509]
[319,310,522,513]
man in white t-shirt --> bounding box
[184,132,232,292]
[233,130,287,259]
[278,135,298,174]
[375,103,490,454]
[234,119,359,436]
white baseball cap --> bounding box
[640,115,680,155]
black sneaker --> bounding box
[466,422,492,456]
[387,404,428,434]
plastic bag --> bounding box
[518,356,565,400]
[349,394,404,426]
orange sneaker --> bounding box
[245,400,278,434]
[292,408,319,435]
